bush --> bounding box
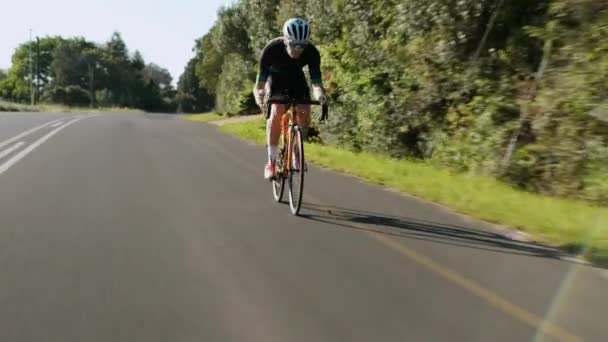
[45,86,91,106]
[192,0,608,205]
[215,53,257,115]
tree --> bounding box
[141,63,177,112]
[46,38,101,106]
[143,63,173,92]
[213,4,253,58]
[50,38,95,88]
[177,55,214,113]
[195,29,224,95]
[0,69,7,100]
[100,32,134,106]
[2,31,177,111]
[182,0,608,204]
[82,48,104,107]
[242,0,281,57]
[0,37,63,102]
[34,36,65,95]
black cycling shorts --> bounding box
[268,72,311,102]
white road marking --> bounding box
[0,117,67,150]
[50,121,64,128]
[0,117,85,176]
[0,141,25,160]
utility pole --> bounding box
[36,36,40,104]
[88,60,95,108]
[29,29,34,105]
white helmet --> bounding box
[283,18,311,43]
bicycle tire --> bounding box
[272,148,285,202]
[288,125,305,215]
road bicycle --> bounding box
[264,94,329,215]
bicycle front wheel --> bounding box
[288,125,305,215]
[272,154,285,203]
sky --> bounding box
[0,0,237,85]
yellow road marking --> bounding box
[368,232,582,342]
[299,197,582,341]
[211,130,584,342]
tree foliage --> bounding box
[184,0,608,204]
[1,32,175,112]
[176,55,214,113]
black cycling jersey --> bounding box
[256,37,323,87]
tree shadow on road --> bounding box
[299,203,574,261]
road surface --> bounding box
[0,112,606,342]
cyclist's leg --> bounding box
[287,82,311,171]
[265,82,288,178]
[267,103,286,160]
[264,103,286,179]
[281,108,290,145]
[294,104,311,137]
[292,80,312,141]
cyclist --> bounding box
[253,17,327,180]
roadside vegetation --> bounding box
[4,0,607,264]
[221,117,607,265]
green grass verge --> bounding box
[38,104,142,114]
[0,100,38,112]
[184,112,224,122]
[220,117,608,265]
[0,100,142,114]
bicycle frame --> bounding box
[280,109,297,177]
[265,95,328,177]
[265,94,329,215]
[264,95,328,122]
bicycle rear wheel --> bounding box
[288,125,305,215]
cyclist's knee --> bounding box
[269,104,286,121]
[268,105,284,136]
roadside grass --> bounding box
[220,117,608,266]
[0,100,38,112]
[184,112,224,122]
[0,100,142,114]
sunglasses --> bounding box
[287,41,308,49]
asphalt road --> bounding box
[0,112,606,342]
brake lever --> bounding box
[319,103,329,122]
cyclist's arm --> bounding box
[253,47,271,95]
[308,47,326,102]
[308,47,323,90]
